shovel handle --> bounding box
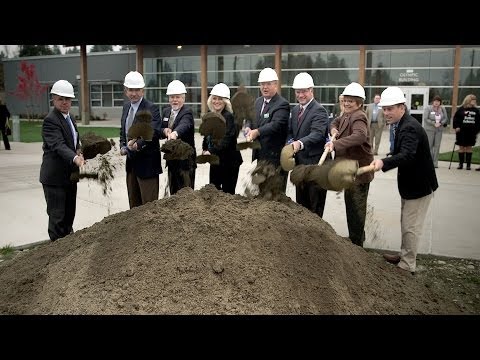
[318,133,337,166]
[356,164,375,176]
[318,148,330,165]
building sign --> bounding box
[398,69,419,83]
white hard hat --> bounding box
[50,80,75,98]
[258,67,279,82]
[124,71,145,88]
[341,82,365,100]
[292,72,314,89]
[378,87,406,107]
[166,80,187,95]
[210,83,230,99]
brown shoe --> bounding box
[383,253,401,264]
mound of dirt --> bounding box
[0,185,462,314]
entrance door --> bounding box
[399,87,429,124]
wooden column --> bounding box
[275,45,282,89]
[451,45,461,127]
[358,45,366,86]
[136,45,144,74]
[80,45,90,125]
[200,45,208,117]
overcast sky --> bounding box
[1,45,121,58]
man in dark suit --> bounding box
[244,67,290,191]
[371,86,438,275]
[120,71,162,209]
[0,100,11,150]
[160,79,196,195]
[287,72,329,217]
[39,80,85,241]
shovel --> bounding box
[236,134,262,151]
[290,159,375,191]
[196,154,220,165]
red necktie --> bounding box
[298,106,304,123]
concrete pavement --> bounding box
[1,125,480,260]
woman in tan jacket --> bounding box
[325,82,374,247]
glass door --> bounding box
[400,87,430,124]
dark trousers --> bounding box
[42,183,77,241]
[0,124,10,150]
[126,169,159,209]
[344,182,370,247]
[296,181,327,218]
[167,159,196,195]
[210,163,240,195]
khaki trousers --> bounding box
[398,193,433,272]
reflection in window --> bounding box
[90,83,124,108]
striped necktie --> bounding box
[126,106,135,135]
[66,114,76,145]
[298,106,304,123]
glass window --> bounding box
[103,92,112,107]
[390,50,430,67]
[430,49,454,67]
[429,69,454,86]
[460,69,480,86]
[460,48,480,67]
[366,50,391,68]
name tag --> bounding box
[163,117,169,122]
[264,113,269,119]
[430,112,436,115]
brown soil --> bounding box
[0,185,478,315]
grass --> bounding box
[438,146,480,164]
[7,120,120,143]
[0,245,15,257]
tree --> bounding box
[90,45,114,52]
[19,45,54,57]
[65,46,80,54]
[120,45,136,51]
[9,61,48,120]
[51,45,62,55]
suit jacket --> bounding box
[365,103,384,128]
[330,108,374,184]
[161,104,197,167]
[202,109,242,167]
[39,108,81,186]
[120,98,162,179]
[287,99,329,165]
[382,113,438,199]
[249,93,290,166]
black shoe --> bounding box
[457,164,463,169]
[466,165,471,170]
[476,168,480,171]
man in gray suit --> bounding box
[365,93,384,155]
[244,67,290,191]
[39,80,85,241]
[287,72,329,217]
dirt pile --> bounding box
[0,185,461,314]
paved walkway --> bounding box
[1,127,479,260]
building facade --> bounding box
[4,45,480,125]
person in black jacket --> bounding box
[201,83,242,194]
[452,94,480,170]
[160,80,196,195]
[39,80,85,241]
[371,87,438,275]
[287,72,329,217]
[244,67,290,191]
[0,100,11,150]
[120,71,162,208]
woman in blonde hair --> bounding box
[452,94,480,170]
[202,83,243,193]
